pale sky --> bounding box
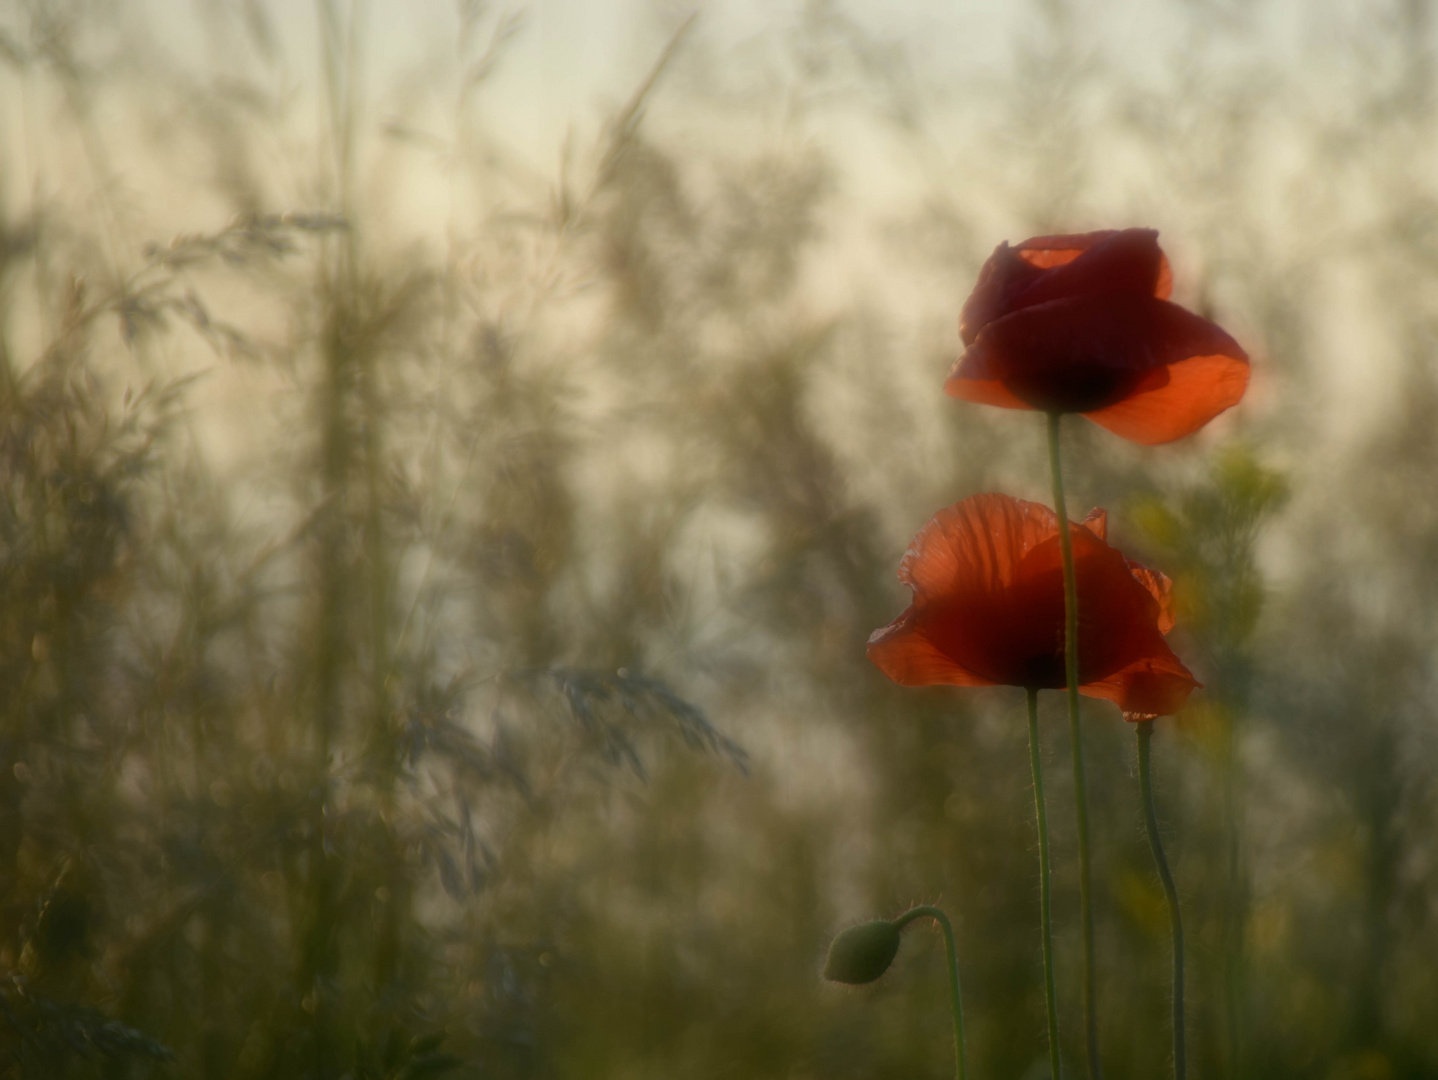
[122,0,1322,194]
[139,0,1016,151]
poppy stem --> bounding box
[1027,686,1063,1080]
[894,905,969,1080]
[1137,719,1185,1080]
[1045,411,1102,1080]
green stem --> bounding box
[1046,411,1101,1080]
[1138,720,1185,1080]
[1221,706,1245,1080]
[895,906,968,1080]
[1028,686,1062,1080]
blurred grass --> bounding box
[0,1,1437,1078]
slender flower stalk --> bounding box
[1137,719,1185,1080]
[1046,412,1102,1080]
[894,906,969,1080]
[1221,713,1245,1080]
[1027,686,1062,1080]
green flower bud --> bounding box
[822,920,902,985]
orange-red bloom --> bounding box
[867,493,1198,720]
[946,229,1249,445]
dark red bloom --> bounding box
[867,493,1198,720]
[947,229,1249,445]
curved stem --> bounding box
[895,905,968,1080]
[1138,720,1185,1080]
[1028,687,1062,1080]
[1046,411,1101,1080]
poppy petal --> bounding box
[1083,350,1250,445]
[959,229,1172,346]
[1081,654,1200,720]
[960,242,1043,346]
[866,610,997,688]
[1015,246,1086,269]
[1154,255,1173,301]
[1081,508,1107,541]
[1064,529,1172,677]
[954,294,1161,414]
[1012,230,1171,299]
[1124,560,1176,634]
[943,371,1035,411]
[1012,229,1167,312]
[955,294,1247,419]
[1075,506,1176,632]
[898,494,1056,601]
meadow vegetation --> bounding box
[0,1,1436,1077]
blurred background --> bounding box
[0,0,1434,1077]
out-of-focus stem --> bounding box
[1028,686,1062,1080]
[301,1,369,1072]
[1046,411,1101,1080]
[1222,708,1244,1080]
[1138,720,1185,1080]
[895,905,969,1080]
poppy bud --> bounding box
[822,920,902,985]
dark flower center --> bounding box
[1005,361,1141,414]
[1018,652,1066,691]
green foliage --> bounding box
[0,979,174,1077]
[1131,444,1289,649]
[353,1029,462,1080]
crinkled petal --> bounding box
[897,494,1057,602]
[866,609,998,688]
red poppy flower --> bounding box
[867,493,1198,720]
[946,229,1249,445]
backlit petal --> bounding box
[1081,508,1107,541]
[943,371,1036,411]
[866,610,998,688]
[1082,655,1200,721]
[869,494,1198,718]
[961,295,1247,418]
[1083,351,1250,445]
[1124,560,1176,634]
[897,494,1056,601]
[1015,247,1086,269]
